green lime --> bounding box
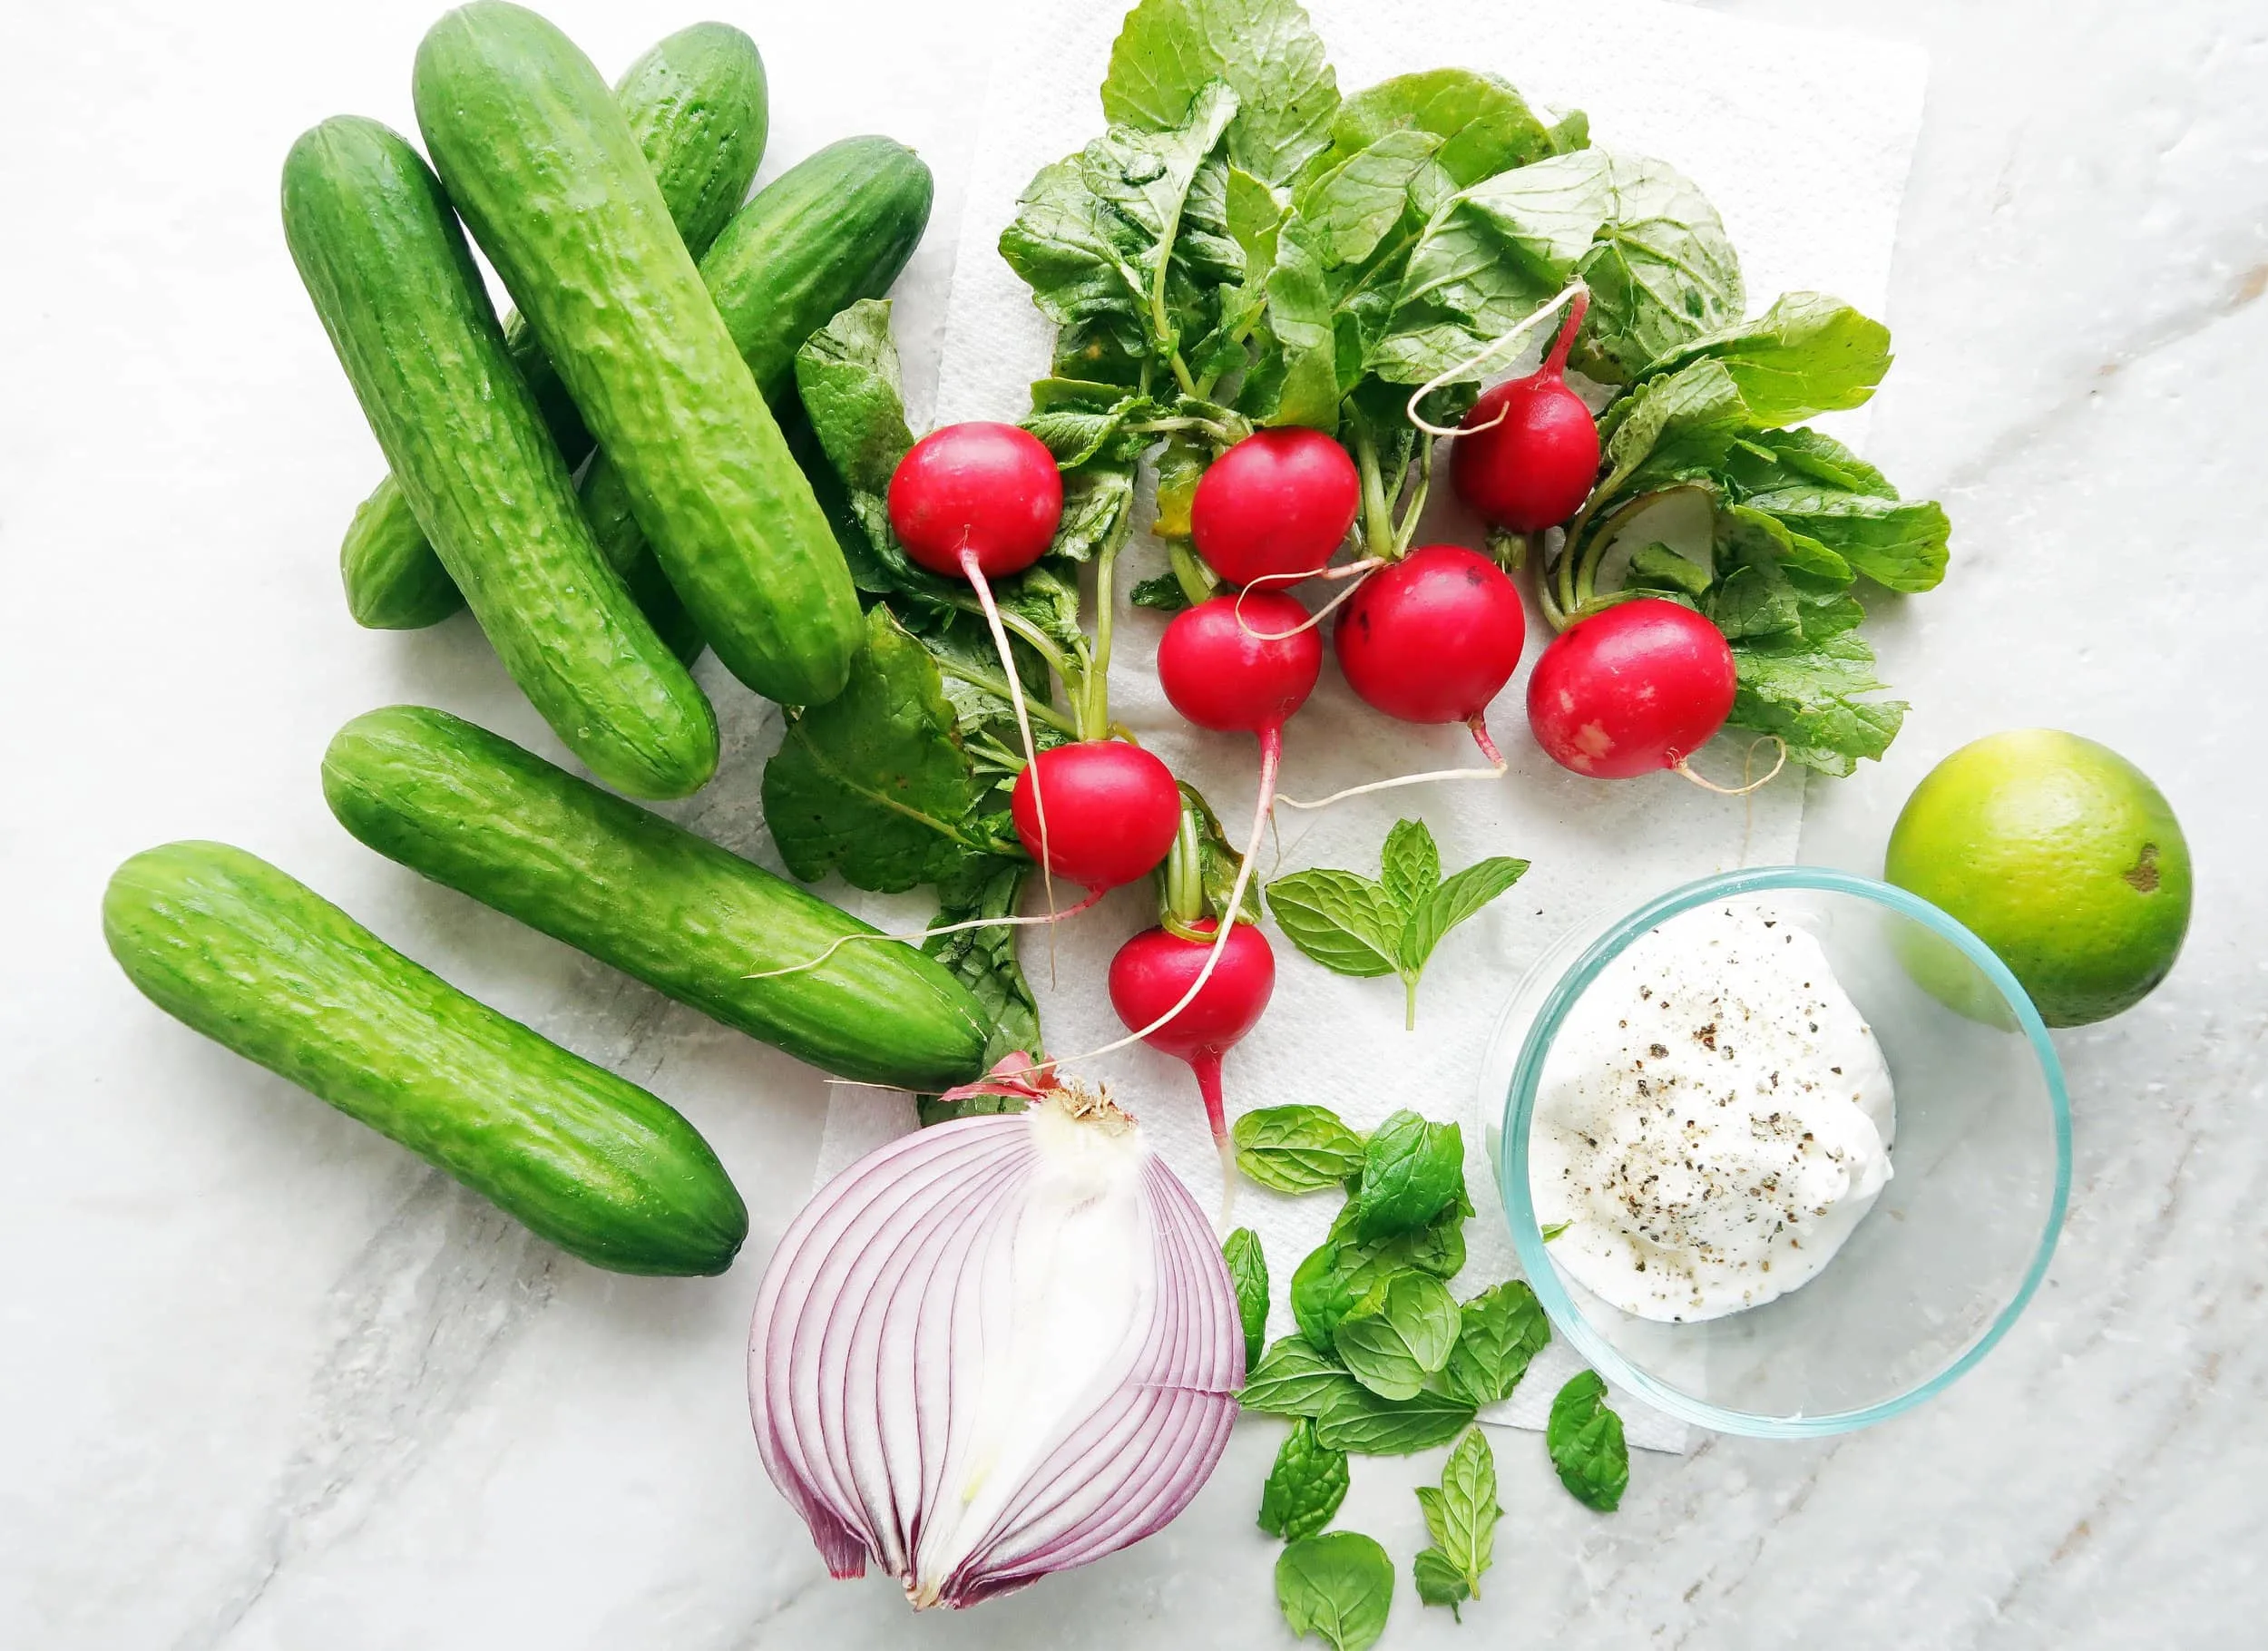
[1884,729,2190,1027]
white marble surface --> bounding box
[3,1,2263,1646]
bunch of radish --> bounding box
[864,280,1769,1208]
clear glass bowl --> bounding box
[1480,866,2070,1439]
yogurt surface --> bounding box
[1530,901,1895,1323]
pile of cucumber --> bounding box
[103,5,992,1276]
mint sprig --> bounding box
[1266,819,1529,1028]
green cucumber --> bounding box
[283,116,718,800]
[103,842,747,1277]
[414,4,862,708]
[339,22,767,633]
[322,705,992,1090]
[579,136,934,589]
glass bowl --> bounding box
[1480,866,2069,1439]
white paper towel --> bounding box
[816,0,1927,1454]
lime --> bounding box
[1884,730,2190,1027]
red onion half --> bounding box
[749,1080,1245,1609]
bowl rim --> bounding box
[1496,865,2071,1439]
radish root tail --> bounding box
[1276,717,1508,812]
[1231,561,1383,641]
[1404,280,1590,439]
[743,887,1108,981]
[1675,736,1788,796]
[963,546,1061,981]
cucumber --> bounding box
[103,842,747,1277]
[283,116,718,800]
[579,136,934,588]
[339,22,767,633]
[414,3,862,708]
[322,705,993,1091]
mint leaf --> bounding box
[760,606,978,893]
[1102,0,1341,188]
[1352,1110,1467,1242]
[1266,868,1405,978]
[1328,68,1562,188]
[1413,1427,1500,1617]
[1411,1548,1470,1617]
[1233,1104,1368,1194]
[1547,1370,1630,1512]
[1442,1280,1550,1406]
[1243,1336,1354,1418]
[1313,1378,1478,1455]
[1295,1207,1466,1352]
[1377,817,1441,914]
[1225,1226,1271,1369]
[1637,291,1891,426]
[1258,1417,1350,1541]
[1334,1271,1461,1401]
[1276,822,1528,1025]
[1396,855,1529,1014]
[1276,1530,1393,1651]
[1291,1240,1367,1352]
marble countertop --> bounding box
[5,0,2262,1645]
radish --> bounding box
[888,422,1062,580]
[1527,597,1744,781]
[1158,591,1324,745]
[1108,785,1280,1214]
[1190,427,1361,587]
[1041,590,1318,1179]
[1451,289,1598,533]
[1333,543,1525,768]
[886,421,1070,910]
[1110,918,1275,1164]
[1009,740,1181,899]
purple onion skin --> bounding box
[748,1107,1245,1607]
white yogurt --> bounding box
[1530,901,1894,1323]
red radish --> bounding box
[1064,590,1319,1188]
[1190,427,1361,587]
[1334,543,1525,766]
[1010,741,1181,895]
[1451,289,1598,532]
[1110,919,1276,1151]
[887,423,1062,579]
[1527,597,1737,778]
[1158,591,1324,740]
[886,422,1069,911]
